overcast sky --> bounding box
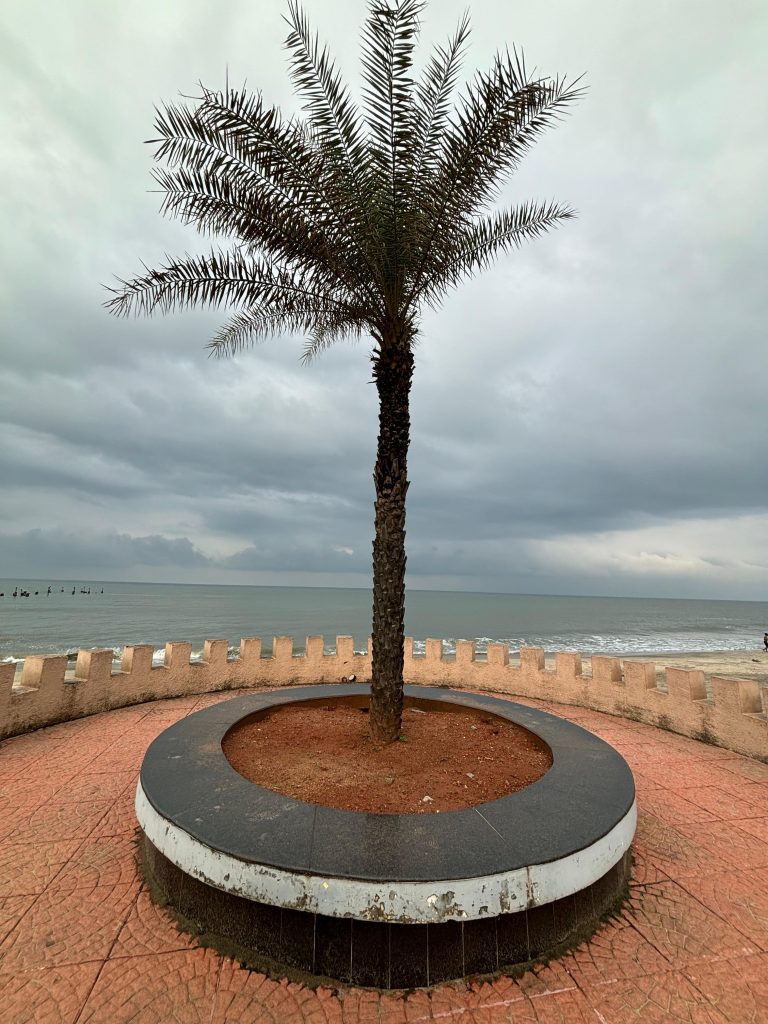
[2,0,767,599]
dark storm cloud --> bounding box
[2,0,767,597]
[0,529,210,570]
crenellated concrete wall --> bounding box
[1,637,766,760]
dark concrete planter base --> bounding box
[136,685,636,988]
[141,834,631,988]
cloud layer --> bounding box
[2,0,767,598]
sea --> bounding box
[1,579,766,665]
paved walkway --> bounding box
[0,690,766,1023]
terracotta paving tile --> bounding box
[191,692,242,710]
[113,887,196,957]
[0,894,37,944]
[50,769,136,805]
[377,995,409,1023]
[340,987,381,1023]
[558,912,669,983]
[614,743,689,766]
[675,820,768,871]
[628,840,671,885]
[739,782,768,811]
[141,699,200,715]
[717,756,768,783]
[1,778,61,808]
[215,965,344,1023]
[0,743,60,773]
[0,881,138,969]
[0,803,41,844]
[429,980,532,1022]
[0,738,57,763]
[684,952,768,1023]
[0,839,81,897]
[627,880,758,967]
[686,745,737,762]
[86,744,146,774]
[6,798,113,845]
[696,774,768,806]
[89,804,139,841]
[134,713,187,731]
[638,788,719,825]
[78,947,222,1023]
[642,761,742,792]
[580,970,729,1022]
[657,736,733,760]
[513,961,576,999]
[675,870,768,951]
[104,705,156,722]
[47,834,140,892]
[34,754,106,782]
[633,813,733,880]
[678,785,768,821]
[523,988,597,1024]
[0,961,102,1024]
[731,815,768,844]
[1,694,767,1021]
[0,730,60,752]
[631,773,665,797]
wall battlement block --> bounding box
[165,643,192,671]
[624,661,657,696]
[239,637,262,663]
[486,643,509,667]
[74,649,114,685]
[203,640,229,668]
[21,655,67,691]
[121,645,154,676]
[335,636,355,661]
[455,641,476,665]
[592,656,622,685]
[425,638,444,662]
[666,668,707,704]
[520,648,545,673]
[555,652,582,679]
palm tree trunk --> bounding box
[369,339,414,744]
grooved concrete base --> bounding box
[142,833,632,987]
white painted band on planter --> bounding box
[136,781,636,924]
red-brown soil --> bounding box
[222,702,553,813]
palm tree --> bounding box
[106,0,581,744]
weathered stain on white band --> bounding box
[136,782,636,924]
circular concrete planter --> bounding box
[137,684,636,987]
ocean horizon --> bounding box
[1,578,766,663]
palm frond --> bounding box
[405,52,583,307]
[149,87,385,312]
[410,10,470,190]
[415,200,575,306]
[447,55,583,212]
[360,0,424,286]
[300,319,366,364]
[283,1,384,278]
[103,248,344,320]
[208,299,366,357]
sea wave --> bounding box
[3,633,761,667]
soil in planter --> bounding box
[222,703,553,813]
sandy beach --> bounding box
[537,649,768,684]
[620,649,768,684]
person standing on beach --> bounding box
[763,632,768,652]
